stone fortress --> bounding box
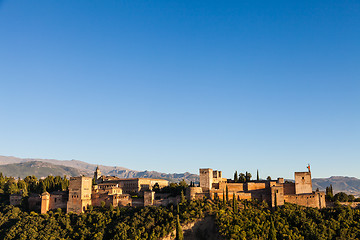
[188,166,326,208]
[11,167,172,214]
[10,165,326,213]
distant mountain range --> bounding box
[0,155,199,183]
[312,176,360,197]
[0,161,88,179]
[1,155,360,196]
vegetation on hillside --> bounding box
[0,172,69,198]
[215,197,360,240]
[0,198,207,240]
[1,188,360,240]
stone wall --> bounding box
[9,194,22,206]
[187,187,203,200]
[144,191,155,206]
[295,172,312,194]
[218,182,244,192]
[271,186,284,207]
[283,183,295,195]
[246,182,267,191]
[284,192,326,208]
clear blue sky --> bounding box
[0,0,359,179]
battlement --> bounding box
[194,167,324,208]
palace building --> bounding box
[187,167,326,208]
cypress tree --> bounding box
[257,169,259,181]
[222,190,225,207]
[330,184,334,197]
[176,215,183,240]
[269,218,277,240]
[226,185,229,203]
[232,193,236,211]
[234,196,238,213]
[180,190,186,203]
[234,171,238,182]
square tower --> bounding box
[200,168,213,190]
[67,176,92,213]
[294,172,312,194]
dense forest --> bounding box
[0,195,360,239]
[2,172,360,239]
[0,198,206,240]
[0,172,69,196]
[216,199,360,240]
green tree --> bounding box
[4,178,19,194]
[238,173,246,183]
[226,185,229,202]
[257,169,259,181]
[269,219,277,240]
[152,183,160,192]
[232,193,238,213]
[234,171,238,182]
[175,215,183,240]
[334,192,348,202]
[180,190,186,204]
[245,172,252,182]
[222,190,225,207]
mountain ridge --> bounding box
[1,155,360,196]
[0,155,199,183]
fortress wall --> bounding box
[271,186,284,207]
[284,192,326,208]
[49,193,67,210]
[10,194,22,206]
[218,182,244,191]
[144,191,155,206]
[216,191,252,201]
[249,189,271,202]
[246,182,267,191]
[187,187,203,200]
[283,183,295,195]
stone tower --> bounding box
[200,168,213,190]
[41,192,50,214]
[67,176,92,213]
[294,171,312,194]
[94,166,101,180]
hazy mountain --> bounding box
[0,155,199,183]
[0,161,88,179]
[312,176,360,197]
[0,155,128,175]
[105,169,199,183]
[3,156,359,194]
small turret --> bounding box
[94,166,102,180]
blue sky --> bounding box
[0,1,359,179]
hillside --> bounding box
[0,155,199,183]
[0,155,128,175]
[106,169,199,183]
[0,161,88,179]
[313,176,360,197]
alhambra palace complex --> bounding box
[10,166,325,213]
